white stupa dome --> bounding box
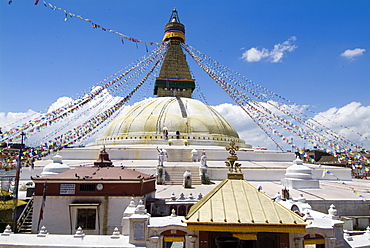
[41,154,70,177]
[282,157,320,189]
[285,157,313,179]
[96,97,250,148]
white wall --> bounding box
[32,195,144,235]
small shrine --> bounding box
[41,154,70,176]
[281,157,320,189]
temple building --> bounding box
[31,163,156,234]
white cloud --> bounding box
[241,47,269,62]
[241,36,297,63]
[313,102,370,146]
[0,110,40,128]
[340,48,366,60]
[213,101,370,150]
[47,96,73,112]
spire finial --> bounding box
[170,8,179,23]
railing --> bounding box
[16,198,33,233]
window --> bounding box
[80,184,96,191]
[69,203,100,234]
[77,208,96,229]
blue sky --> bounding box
[1,0,369,113]
[1,0,370,149]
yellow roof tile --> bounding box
[185,179,306,233]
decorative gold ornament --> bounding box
[225,141,241,173]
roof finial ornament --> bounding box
[225,141,243,180]
[226,141,239,156]
[94,144,113,167]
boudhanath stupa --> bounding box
[6,8,370,248]
[43,9,350,183]
[41,17,281,177]
[29,8,354,193]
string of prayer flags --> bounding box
[41,1,162,46]
[1,44,167,145]
[182,42,369,166]
[184,42,369,154]
[31,46,167,147]
[322,169,367,201]
[0,45,166,167]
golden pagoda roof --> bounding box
[185,179,306,233]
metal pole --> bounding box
[13,131,25,232]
